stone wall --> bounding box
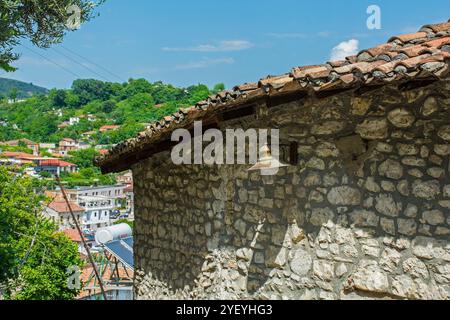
[132,80,450,300]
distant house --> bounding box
[0,151,35,170]
[82,131,96,138]
[1,138,40,156]
[78,142,91,150]
[36,159,78,176]
[59,138,79,156]
[58,121,70,129]
[69,117,80,125]
[0,151,39,160]
[0,152,42,172]
[79,114,97,122]
[39,143,57,154]
[99,125,120,132]
[44,200,85,231]
[116,171,132,185]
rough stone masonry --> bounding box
[130,80,450,300]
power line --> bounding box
[19,43,83,79]
[51,47,112,82]
[48,0,126,83]
[60,45,126,83]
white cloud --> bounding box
[163,40,253,52]
[174,57,235,70]
[330,39,359,61]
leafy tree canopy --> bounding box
[0,167,82,299]
[0,0,103,71]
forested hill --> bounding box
[0,78,225,145]
[0,77,48,99]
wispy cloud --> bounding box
[330,39,359,61]
[163,40,253,52]
[174,57,234,70]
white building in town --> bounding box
[44,184,130,231]
[77,195,114,230]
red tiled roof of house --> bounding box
[96,19,450,173]
[0,151,39,159]
[1,138,38,146]
[100,125,120,131]
[78,264,134,299]
[98,149,109,155]
[62,229,85,242]
[39,159,77,167]
[48,201,85,213]
[61,138,76,142]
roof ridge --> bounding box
[96,18,450,172]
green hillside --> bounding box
[0,77,48,99]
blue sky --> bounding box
[2,0,449,89]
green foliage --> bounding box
[39,170,52,178]
[112,93,155,124]
[72,79,115,106]
[66,148,100,169]
[0,78,222,144]
[0,0,102,71]
[0,167,82,300]
[50,89,67,108]
[0,78,48,99]
[8,88,18,102]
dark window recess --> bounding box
[219,105,255,121]
[267,92,307,108]
[289,142,299,165]
[399,79,437,91]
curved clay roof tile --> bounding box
[388,32,428,43]
[420,22,450,33]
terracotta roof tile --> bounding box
[292,65,329,79]
[388,32,428,43]
[326,60,348,68]
[420,22,450,33]
[96,18,450,173]
[62,229,85,242]
[358,43,395,60]
[48,201,85,213]
[422,36,450,48]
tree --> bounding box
[8,88,18,102]
[51,89,68,107]
[0,0,103,71]
[0,167,82,299]
[72,79,115,106]
[212,83,225,94]
[67,148,101,169]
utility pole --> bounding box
[56,176,108,301]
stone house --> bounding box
[97,20,450,300]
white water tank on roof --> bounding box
[95,223,132,245]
